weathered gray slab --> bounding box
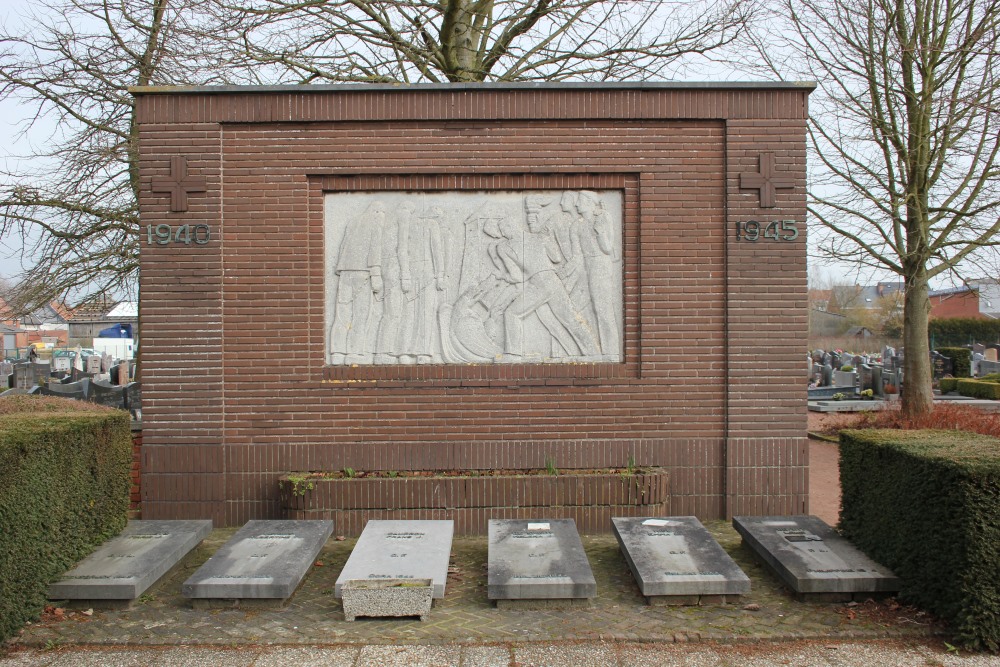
[182,520,333,600]
[612,517,750,599]
[732,515,900,595]
[488,519,596,600]
[335,520,453,599]
[48,520,212,601]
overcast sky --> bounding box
[0,0,902,292]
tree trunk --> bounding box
[901,274,933,417]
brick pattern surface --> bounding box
[135,85,810,525]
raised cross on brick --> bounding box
[151,156,206,212]
[740,152,794,208]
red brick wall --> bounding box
[930,291,983,320]
[135,84,811,527]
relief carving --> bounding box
[325,191,623,365]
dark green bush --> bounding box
[939,378,959,394]
[0,396,131,644]
[937,347,972,378]
[929,318,1000,348]
[957,380,1000,400]
[839,429,1000,651]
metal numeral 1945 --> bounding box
[145,223,211,245]
[735,220,799,242]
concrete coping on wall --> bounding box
[130,81,818,96]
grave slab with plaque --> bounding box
[612,517,750,605]
[181,519,333,607]
[733,515,900,601]
[335,520,454,600]
[48,520,212,607]
[488,519,596,607]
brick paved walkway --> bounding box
[12,522,937,649]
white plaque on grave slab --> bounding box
[324,191,623,366]
[334,520,454,599]
[488,518,596,600]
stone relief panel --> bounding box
[324,191,623,365]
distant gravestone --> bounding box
[39,381,88,401]
[732,516,900,601]
[182,519,333,607]
[980,360,1000,376]
[488,519,596,607]
[931,352,953,379]
[859,364,873,392]
[335,520,454,599]
[871,366,884,398]
[820,364,833,387]
[973,343,986,356]
[852,355,864,369]
[124,382,142,420]
[986,348,999,363]
[51,356,71,372]
[71,367,95,382]
[101,353,113,373]
[48,520,212,608]
[85,355,102,374]
[612,517,750,605]
[821,352,832,367]
[830,352,841,370]
[12,363,33,389]
[89,380,127,410]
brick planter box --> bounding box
[279,469,669,536]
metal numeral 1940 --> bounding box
[145,223,211,245]
[735,220,799,242]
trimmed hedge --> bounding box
[939,378,959,394]
[937,347,973,378]
[930,318,1000,348]
[839,429,1000,651]
[0,396,131,644]
[956,379,1000,400]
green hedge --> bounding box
[939,378,959,394]
[0,396,131,644]
[839,429,1000,651]
[929,318,1000,348]
[937,347,972,378]
[956,379,1000,400]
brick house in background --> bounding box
[929,281,1000,320]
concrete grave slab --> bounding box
[182,520,333,606]
[612,516,750,605]
[732,515,900,600]
[48,520,212,606]
[488,519,596,605]
[335,520,453,599]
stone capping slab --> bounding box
[488,518,596,601]
[612,516,750,601]
[181,520,334,601]
[732,515,901,595]
[341,578,434,622]
[334,520,454,599]
[48,520,213,602]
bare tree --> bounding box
[0,0,255,316]
[754,0,1000,415]
[220,0,756,83]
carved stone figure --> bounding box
[329,201,385,365]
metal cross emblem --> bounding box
[740,152,794,208]
[150,156,207,212]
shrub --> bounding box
[957,379,1000,400]
[839,429,1000,651]
[939,378,959,394]
[937,347,972,378]
[0,396,131,644]
[929,318,1000,348]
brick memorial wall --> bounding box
[135,83,812,528]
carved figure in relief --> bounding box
[498,198,600,361]
[329,201,385,364]
[372,202,409,363]
[398,205,446,363]
[574,191,621,357]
